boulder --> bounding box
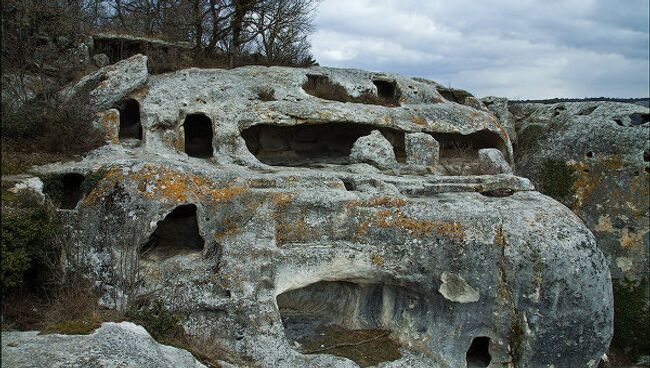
[478,148,512,174]
[350,130,397,168]
[1,322,205,368]
[93,53,111,68]
[405,132,439,166]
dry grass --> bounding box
[302,75,399,107]
[256,86,276,101]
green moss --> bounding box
[538,160,576,201]
[515,124,548,153]
[40,320,101,335]
[612,278,650,359]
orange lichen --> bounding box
[374,209,464,240]
[410,115,427,126]
[602,154,624,170]
[569,161,600,211]
[495,224,507,246]
[372,254,384,267]
[98,110,120,144]
[366,196,406,208]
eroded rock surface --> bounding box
[510,101,649,358]
[1,322,206,368]
[14,57,615,367]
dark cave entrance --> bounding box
[60,173,84,209]
[184,113,213,158]
[141,204,205,259]
[241,123,405,166]
[466,336,492,367]
[373,79,400,106]
[115,98,142,140]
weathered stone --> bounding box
[1,322,206,368]
[511,101,649,358]
[405,132,439,166]
[478,148,513,174]
[438,271,479,303]
[350,130,397,168]
[93,53,110,68]
[481,96,515,141]
[60,54,148,112]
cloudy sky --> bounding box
[310,0,649,99]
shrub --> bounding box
[1,191,60,293]
[538,160,576,201]
[126,300,182,342]
[256,86,276,101]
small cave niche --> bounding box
[140,204,205,259]
[466,336,492,367]
[184,113,214,158]
[432,130,507,175]
[373,79,400,106]
[115,98,142,141]
[437,87,473,104]
[277,280,433,366]
[57,173,84,209]
[241,123,405,166]
[629,112,649,126]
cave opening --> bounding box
[141,204,205,259]
[241,123,405,166]
[276,280,437,366]
[432,130,507,175]
[60,173,84,209]
[373,79,400,106]
[115,98,142,140]
[466,336,492,367]
[184,113,213,158]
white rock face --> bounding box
[350,130,397,168]
[1,322,206,368]
[438,271,480,303]
[478,148,513,174]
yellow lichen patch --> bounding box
[83,167,123,205]
[569,161,600,211]
[365,196,406,208]
[271,192,293,207]
[98,110,120,144]
[601,154,624,170]
[208,186,247,201]
[619,227,645,250]
[495,224,507,246]
[410,115,427,126]
[374,210,465,240]
[372,254,384,267]
[275,213,314,244]
[594,215,614,233]
[129,164,247,204]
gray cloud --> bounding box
[310,0,649,99]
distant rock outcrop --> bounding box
[510,101,649,359]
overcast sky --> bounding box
[310,0,650,99]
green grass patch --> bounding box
[538,159,576,201]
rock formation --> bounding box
[509,101,649,359]
[5,55,615,367]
